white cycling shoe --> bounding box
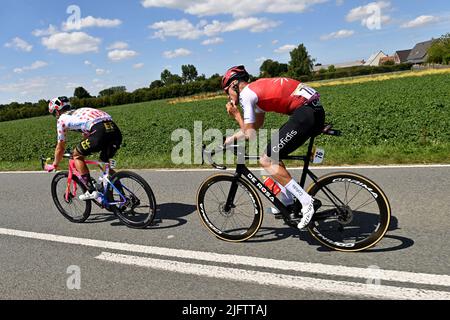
[79,191,100,201]
[297,201,315,230]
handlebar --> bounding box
[202,144,227,171]
[202,143,243,171]
[40,156,51,170]
[40,149,73,170]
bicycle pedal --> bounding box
[313,199,322,211]
[283,213,302,227]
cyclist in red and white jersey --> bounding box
[222,66,325,229]
[45,97,122,201]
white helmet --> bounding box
[49,96,71,116]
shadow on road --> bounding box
[247,215,414,253]
[103,202,197,229]
[85,212,118,224]
[149,202,197,229]
[75,202,197,229]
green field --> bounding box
[0,73,449,171]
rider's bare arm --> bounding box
[225,110,265,145]
[53,141,66,167]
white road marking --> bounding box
[1,164,450,174]
[0,228,449,288]
[96,252,450,300]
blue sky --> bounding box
[0,0,449,104]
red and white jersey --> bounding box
[57,108,112,142]
[239,78,319,124]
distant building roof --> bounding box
[407,40,434,63]
[313,60,365,72]
[364,51,388,66]
[395,49,412,63]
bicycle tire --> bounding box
[107,171,157,229]
[197,174,263,242]
[51,172,92,223]
[306,172,391,252]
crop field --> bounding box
[0,72,449,171]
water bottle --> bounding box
[95,176,104,193]
[262,176,281,196]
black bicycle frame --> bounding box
[223,136,322,220]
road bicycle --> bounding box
[197,125,391,252]
[41,151,156,229]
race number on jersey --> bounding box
[292,84,319,102]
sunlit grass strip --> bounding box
[168,92,225,105]
[308,68,450,88]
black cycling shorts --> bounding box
[76,121,123,163]
[265,101,325,160]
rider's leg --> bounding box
[73,149,95,192]
[260,155,312,207]
[262,106,322,228]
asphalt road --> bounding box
[0,166,449,301]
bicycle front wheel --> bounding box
[197,174,263,242]
[107,171,157,229]
[307,172,391,252]
[51,172,92,223]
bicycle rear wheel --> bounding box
[307,172,391,252]
[197,174,263,242]
[107,171,157,229]
[51,172,92,223]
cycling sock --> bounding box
[276,182,295,206]
[81,174,95,192]
[285,179,312,207]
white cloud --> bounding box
[95,68,110,75]
[42,32,101,54]
[320,29,355,41]
[163,48,192,59]
[401,15,440,28]
[151,19,205,40]
[107,41,129,50]
[13,61,48,74]
[133,63,145,69]
[0,77,47,94]
[63,16,122,31]
[32,25,58,37]
[255,56,267,63]
[336,0,344,6]
[201,37,224,45]
[272,40,279,45]
[84,60,92,66]
[151,17,280,40]
[142,0,327,17]
[108,49,138,61]
[5,37,33,52]
[274,44,296,54]
[220,17,280,33]
[346,1,391,29]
